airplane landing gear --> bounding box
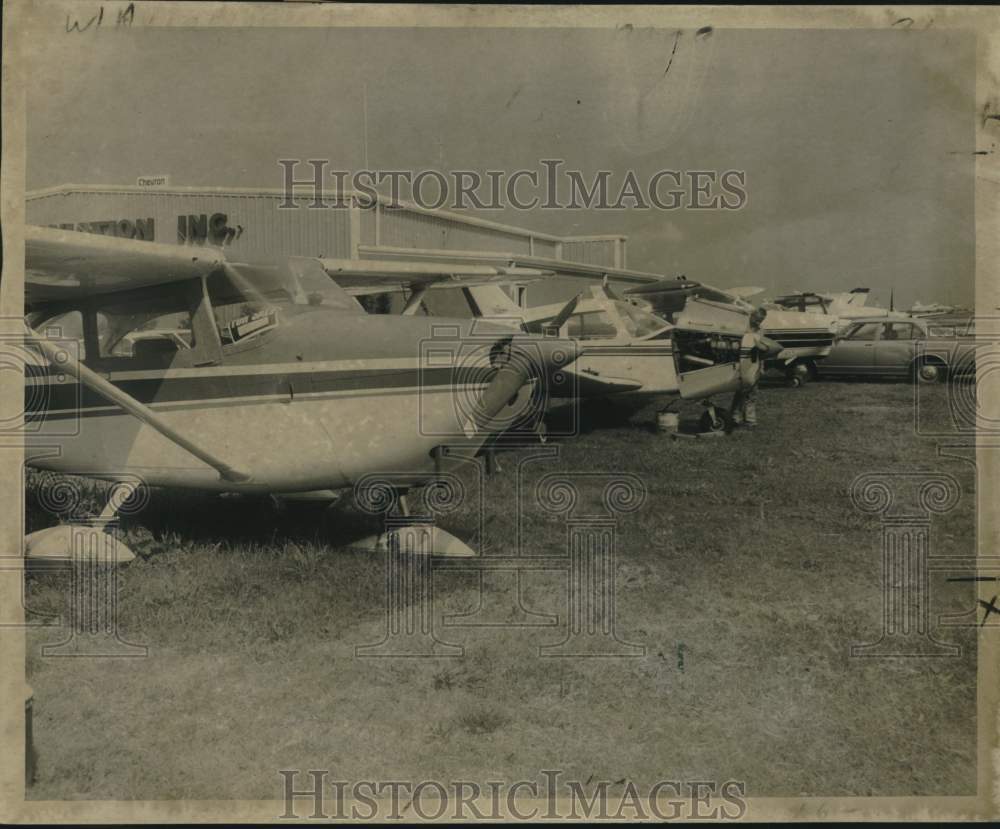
[699,402,728,433]
[351,484,476,557]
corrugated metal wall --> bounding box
[27,189,354,260]
[561,239,621,268]
[26,186,625,268]
[377,207,533,256]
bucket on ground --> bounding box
[656,412,680,433]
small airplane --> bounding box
[769,288,917,327]
[343,248,769,428]
[620,276,831,388]
[21,226,578,559]
[459,282,756,416]
[909,300,971,319]
[770,287,874,317]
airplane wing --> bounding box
[728,286,765,299]
[356,244,666,285]
[318,258,551,296]
[25,225,226,308]
[356,245,759,306]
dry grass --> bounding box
[24,380,977,800]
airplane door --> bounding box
[672,298,747,398]
[677,362,741,399]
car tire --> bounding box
[786,363,810,388]
[913,361,945,384]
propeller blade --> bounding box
[462,338,532,437]
[545,293,581,334]
[462,336,573,438]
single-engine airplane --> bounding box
[462,282,756,419]
[340,247,768,427]
[623,278,844,388]
[22,226,575,559]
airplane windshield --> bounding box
[206,258,363,347]
[215,259,363,312]
[616,301,669,338]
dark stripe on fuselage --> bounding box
[25,366,493,419]
[579,346,674,357]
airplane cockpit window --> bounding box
[96,297,195,360]
[565,311,618,340]
[207,268,281,348]
[36,311,87,359]
[616,301,669,339]
[846,322,881,341]
[210,260,363,321]
[777,295,830,314]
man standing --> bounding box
[730,308,773,429]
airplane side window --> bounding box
[36,311,87,359]
[618,302,668,338]
[524,317,554,335]
[96,308,195,359]
[567,311,618,340]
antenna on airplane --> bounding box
[889,287,894,312]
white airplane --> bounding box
[346,248,767,426]
[621,278,836,388]
[462,282,760,417]
[909,300,970,318]
[21,226,575,559]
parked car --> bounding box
[816,317,977,383]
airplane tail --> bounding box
[823,287,871,316]
[843,287,871,307]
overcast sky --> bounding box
[26,25,975,307]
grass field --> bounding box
[23,379,978,801]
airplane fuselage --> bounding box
[25,306,529,493]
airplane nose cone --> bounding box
[462,334,578,438]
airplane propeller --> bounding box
[462,294,578,439]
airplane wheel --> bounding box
[699,410,726,432]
